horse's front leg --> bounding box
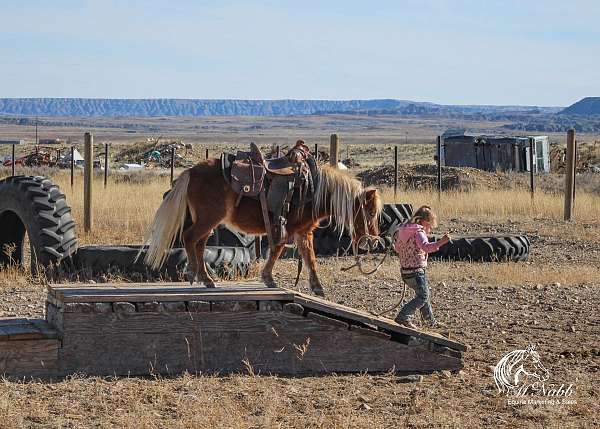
[195,237,215,287]
[260,243,286,288]
[295,231,324,297]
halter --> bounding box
[341,193,387,275]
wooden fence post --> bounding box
[70,146,74,188]
[564,129,576,221]
[104,143,109,188]
[330,134,339,167]
[529,138,535,199]
[394,145,398,200]
[573,140,577,201]
[436,136,442,200]
[205,148,209,159]
[11,144,15,176]
[84,133,93,233]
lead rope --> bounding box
[340,234,387,275]
[370,252,406,317]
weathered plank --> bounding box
[0,318,31,337]
[0,318,31,326]
[349,325,392,340]
[50,281,266,292]
[307,312,349,329]
[293,292,467,352]
[29,320,61,340]
[2,324,44,341]
[48,282,283,302]
[57,311,462,376]
[0,339,60,377]
[53,290,295,304]
[0,319,58,341]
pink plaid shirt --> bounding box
[394,223,441,269]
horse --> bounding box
[494,344,550,394]
[140,158,382,296]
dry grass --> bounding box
[2,168,597,245]
[382,187,600,223]
[53,170,170,245]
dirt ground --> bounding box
[0,115,598,427]
[0,216,598,428]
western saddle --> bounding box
[221,140,318,253]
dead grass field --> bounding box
[44,170,600,250]
[1,136,599,427]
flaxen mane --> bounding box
[313,166,382,236]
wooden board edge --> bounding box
[58,292,296,303]
[292,292,467,352]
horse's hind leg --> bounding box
[182,224,199,285]
[183,221,219,286]
[194,236,215,287]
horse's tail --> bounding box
[139,169,191,269]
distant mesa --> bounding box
[0,98,559,118]
[560,97,600,115]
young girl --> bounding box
[393,205,450,329]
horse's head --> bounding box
[521,345,550,382]
[352,188,382,247]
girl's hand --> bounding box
[439,233,452,246]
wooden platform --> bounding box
[0,318,60,377]
[3,282,466,378]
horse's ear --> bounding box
[365,188,377,200]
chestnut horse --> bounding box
[141,159,382,296]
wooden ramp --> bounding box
[4,282,466,378]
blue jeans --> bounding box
[396,270,436,324]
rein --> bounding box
[340,234,388,275]
[341,196,387,275]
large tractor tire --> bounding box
[430,234,531,262]
[379,204,413,236]
[0,176,77,272]
[72,245,253,281]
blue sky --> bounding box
[1,0,598,106]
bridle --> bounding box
[341,194,388,275]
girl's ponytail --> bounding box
[409,205,438,228]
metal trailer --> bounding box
[440,131,550,173]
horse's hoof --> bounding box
[203,280,216,288]
[311,286,325,297]
[185,272,196,286]
[261,276,278,288]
